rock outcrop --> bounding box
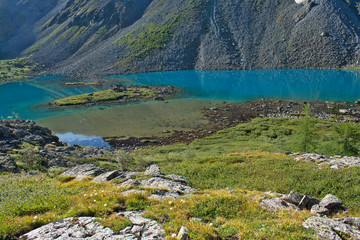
[60,164,105,180]
[303,217,360,240]
[292,153,360,169]
[260,191,345,216]
[0,120,61,151]
[21,211,166,240]
[4,0,360,77]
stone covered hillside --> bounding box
[2,0,360,77]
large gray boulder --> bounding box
[303,216,360,240]
[319,194,343,209]
[60,164,105,180]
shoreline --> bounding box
[104,98,360,149]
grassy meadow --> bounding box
[1,117,360,239]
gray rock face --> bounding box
[4,0,360,77]
[260,197,299,211]
[144,164,162,177]
[319,194,343,209]
[141,177,194,194]
[0,153,19,173]
[0,120,61,151]
[303,217,360,240]
[165,174,189,184]
[93,170,123,182]
[310,194,344,216]
[118,211,166,239]
[60,164,105,180]
[310,204,330,216]
[21,217,123,240]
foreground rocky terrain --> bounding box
[2,0,360,77]
[1,117,360,239]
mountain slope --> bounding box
[3,0,360,77]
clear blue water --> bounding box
[2,69,360,147]
[113,70,360,102]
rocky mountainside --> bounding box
[2,0,360,77]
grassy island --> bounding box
[53,85,177,106]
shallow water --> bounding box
[2,70,360,142]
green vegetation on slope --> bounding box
[53,86,159,106]
[113,0,207,69]
[0,58,40,84]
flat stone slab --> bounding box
[303,216,360,240]
[21,212,166,240]
[60,164,105,180]
[21,217,123,240]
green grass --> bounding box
[2,117,360,238]
[53,86,159,106]
[0,58,40,84]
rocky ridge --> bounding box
[3,0,360,76]
[61,163,194,199]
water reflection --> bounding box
[56,132,111,148]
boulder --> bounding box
[310,204,330,216]
[319,194,343,210]
[21,212,167,240]
[282,191,320,210]
[141,177,194,194]
[21,217,123,239]
[149,190,182,200]
[0,153,19,173]
[303,217,360,240]
[177,226,190,240]
[260,197,299,211]
[92,170,123,182]
[60,164,104,180]
[144,164,163,177]
[119,211,166,239]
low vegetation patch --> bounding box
[52,85,173,106]
[0,58,40,84]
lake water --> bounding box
[1,70,360,146]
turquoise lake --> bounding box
[1,69,360,145]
